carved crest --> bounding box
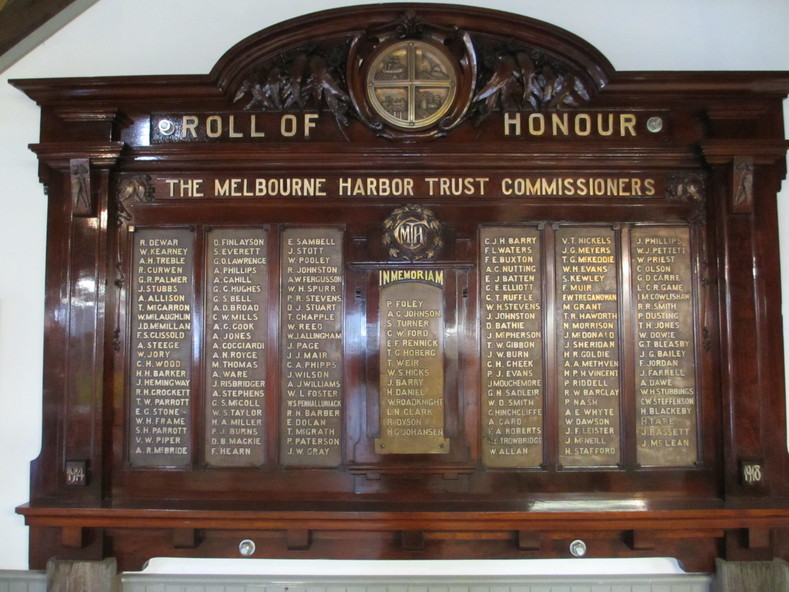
[346,13,477,138]
[383,204,443,261]
[365,39,458,130]
[230,9,600,140]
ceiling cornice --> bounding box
[0,0,99,73]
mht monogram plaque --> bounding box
[14,2,789,573]
[383,204,443,260]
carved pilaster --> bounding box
[700,139,789,205]
[732,156,754,213]
[29,142,125,195]
[69,159,93,217]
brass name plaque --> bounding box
[480,227,544,467]
[279,227,344,467]
[633,226,697,466]
[376,272,449,454]
[129,227,195,467]
[557,226,621,467]
[204,227,268,467]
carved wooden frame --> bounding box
[11,3,789,571]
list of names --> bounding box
[205,228,268,467]
[376,276,448,454]
[557,226,621,467]
[130,228,194,467]
[123,222,700,469]
[280,228,344,467]
[480,227,543,467]
[632,226,697,466]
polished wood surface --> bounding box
[11,3,789,572]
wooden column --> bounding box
[46,558,117,592]
[715,558,788,592]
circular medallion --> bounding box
[383,205,443,261]
[366,40,457,130]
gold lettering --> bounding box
[182,115,198,138]
[502,112,641,138]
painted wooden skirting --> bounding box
[0,570,46,592]
[0,569,714,592]
[119,574,713,592]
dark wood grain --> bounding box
[10,2,789,573]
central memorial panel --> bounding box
[123,221,702,472]
[376,272,448,454]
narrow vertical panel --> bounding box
[480,226,543,468]
[280,227,344,467]
[556,226,621,467]
[204,228,268,467]
[375,274,448,454]
[632,226,698,466]
[129,228,194,467]
[65,218,102,473]
[724,214,762,477]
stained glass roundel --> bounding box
[366,40,457,130]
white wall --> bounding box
[0,0,787,571]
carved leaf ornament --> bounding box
[472,48,591,124]
[234,44,354,132]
